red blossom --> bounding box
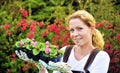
[11,53,16,62]
[109,44,113,49]
[95,23,104,28]
[21,26,27,31]
[107,23,113,28]
[22,10,28,17]
[41,31,48,37]
[19,8,24,13]
[11,53,16,58]
[22,66,29,71]
[117,34,120,42]
[17,19,28,31]
[111,57,119,63]
[59,23,67,30]
[21,18,27,24]
[110,66,116,71]
[112,29,115,33]
[39,22,45,28]
[29,22,37,32]
[55,27,61,34]
[2,24,10,29]
[49,24,57,32]
[6,30,11,35]
[27,31,34,39]
[105,49,113,56]
[105,43,110,49]
[11,57,16,62]
[52,35,61,41]
[22,23,27,27]
[19,8,28,17]
[17,23,21,27]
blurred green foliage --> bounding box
[0,0,120,73]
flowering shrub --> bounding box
[96,20,120,73]
[0,7,73,73]
[15,38,64,58]
[41,21,73,48]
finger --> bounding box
[22,51,28,60]
[15,50,22,58]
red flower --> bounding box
[59,23,67,30]
[21,18,27,24]
[39,22,45,28]
[30,22,37,32]
[11,53,16,58]
[107,23,113,28]
[55,27,61,34]
[21,26,27,31]
[105,43,109,49]
[17,23,21,27]
[111,57,119,63]
[11,53,16,62]
[19,8,24,13]
[2,24,10,29]
[22,10,28,17]
[95,23,104,28]
[49,24,57,32]
[117,34,120,42]
[27,31,34,39]
[52,35,61,41]
[41,31,48,37]
[19,8,28,17]
[112,29,115,33]
[22,66,29,71]
[6,30,11,35]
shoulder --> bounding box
[93,50,110,64]
[89,50,110,72]
[96,50,110,59]
[60,46,67,51]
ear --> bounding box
[90,26,95,34]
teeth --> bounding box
[74,38,81,40]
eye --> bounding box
[69,29,74,33]
[77,27,83,31]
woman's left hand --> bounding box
[39,67,48,73]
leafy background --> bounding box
[0,0,120,73]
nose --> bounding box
[71,30,79,36]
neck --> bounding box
[74,44,95,55]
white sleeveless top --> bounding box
[53,46,110,73]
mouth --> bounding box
[73,38,82,42]
[73,38,82,40]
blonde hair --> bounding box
[67,10,104,50]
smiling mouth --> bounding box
[74,38,82,40]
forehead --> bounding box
[69,18,87,28]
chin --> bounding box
[75,43,84,46]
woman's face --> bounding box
[69,18,94,46]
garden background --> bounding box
[0,0,120,73]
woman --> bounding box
[40,10,110,73]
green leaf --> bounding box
[33,49,40,55]
[15,42,20,47]
[26,45,31,50]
